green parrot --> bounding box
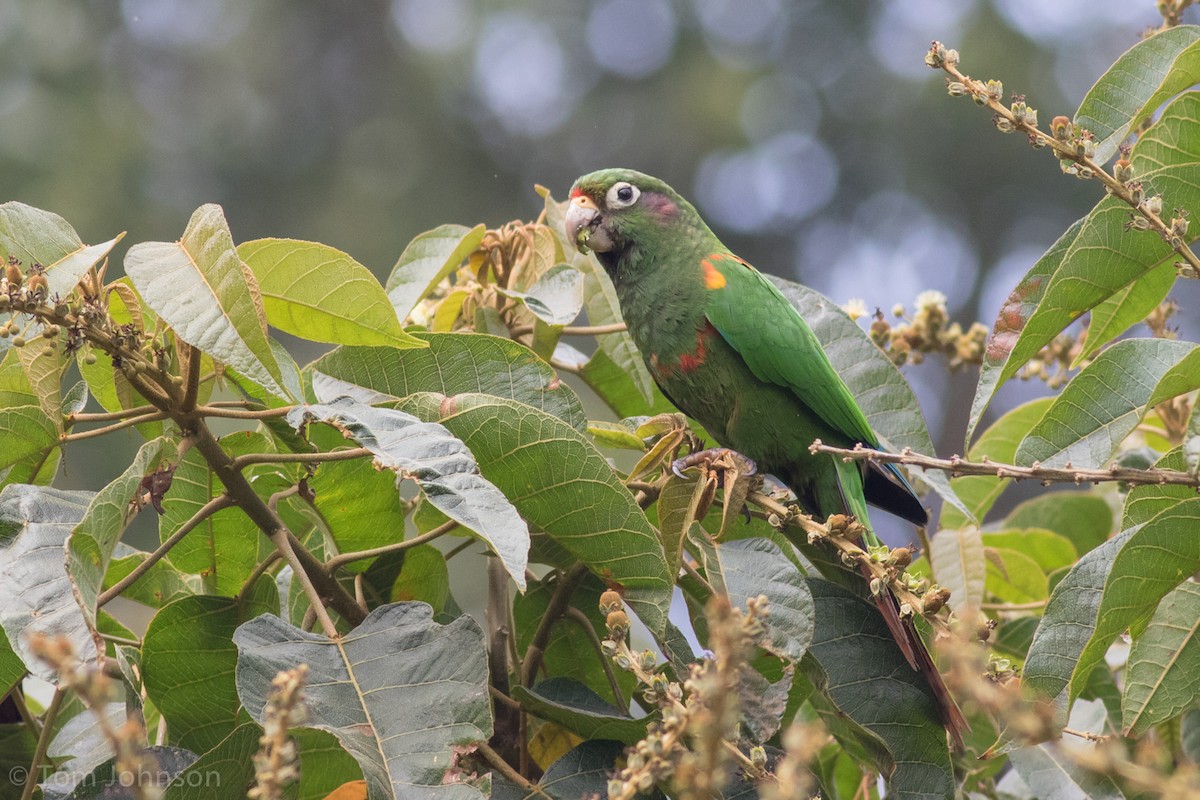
[564,168,966,745]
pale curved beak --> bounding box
[564,194,612,254]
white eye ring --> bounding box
[606,182,640,208]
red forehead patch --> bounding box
[569,186,585,199]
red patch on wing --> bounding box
[678,322,716,373]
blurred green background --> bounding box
[3,0,1193,452]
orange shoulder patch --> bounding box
[701,259,726,289]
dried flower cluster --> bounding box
[248,664,310,800]
[600,592,822,799]
[849,290,989,370]
[30,634,162,800]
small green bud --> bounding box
[11,336,24,348]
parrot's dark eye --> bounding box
[606,182,640,208]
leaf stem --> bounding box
[511,321,628,337]
[97,493,233,607]
[810,440,1200,488]
[475,741,548,797]
[563,606,627,710]
[326,519,459,573]
[521,563,589,686]
[19,688,65,800]
[231,447,372,470]
[61,411,170,442]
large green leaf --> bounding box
[15,326,67,427]
[67,438,175,630]
[143,594,273,756]
[0,485,96,683]
[1003,493,1113,557]
[311,332,586,431]
[982,530,1077,576]
[579,346,676,419]
[1078,261,1176,364]
[718,537,814,662]
[1071,497,1200,701]
[929,526,985,612]
[0,201,122,301]
[984,546,1049,604]
[1015,339,1200,468]
[1024,528,1137,706]
[125,204,288,399]
[386,223,486,322]
[234,602,492,800]
[400,392,673,635]
[289,398,529,589]
[0,405,59,473]
[968,93,1200,442]
[803,578,954,800]
[539,186,655,405]
[162,723,257,800]
[1122,580,1200,736]
[769,276,967,519]
[1007,741,1124,800]
[492,740,624,800]
[103,544,202,608]
[159,431,280,596]
[239,238,423,348]
[941,398,1054,530]
[1075,25,1200,164]
[292,729,364,800]
[513,678,649,745]
[1121,448,1194,529]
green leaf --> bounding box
[400,392,672,635]
[580,346,676,419]
[0,405,59,473]
[292,729,364,800]
[159,432,279,595]
[929,526,985,612]
[162,723,258,800]
[0,485,96,683]
[1122,580,1200,736]
[44,703,129,798]
[497,263,584,326]
[389,544,450,611]
[288,398,530,589]
[1024,530,1134,705]
[57,745,198,800]
[143,595,269,756]
[1184,708,1200,763]
[239,238,424,349]
[1072,497,1200,701]
[968,91,1200,441]
[15,326,67,427]
[718,538,814,662]
[67,438,175,630]
[1003,493,1113,557]
[803,577,954,800]
[982,529,1077,576]
[769,276,968,520]
[1075,25,1200,164]
[941,398,1054,530]
[1122,448,1194,529]
[1078,261,1176,364]
[312,332,587,431]
[1007,741,1124,800]
[511,740,624,800]
[539,187,655,405]
[513,678,649,745]
[125,204,288,399]
[985,547,1049,604]
[386,223,486,321]
[0,201,123,299]
[234,602,492,800]
[104,544,203,608]
[513,571,634,705]
[586,420,646,450]
[1016,339,1200,468]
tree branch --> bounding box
[326,519,459,573]
[20,688,65,800]
[810,440,1200,488]
[62,411,170,442]
[179,342,201,413]
[97,493,233,607]
[521,563,589,686]
[231,447,372,470]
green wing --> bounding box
[703,255,879,449]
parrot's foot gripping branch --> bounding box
[670,447,757,481]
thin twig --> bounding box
[62,411,170,442]
[192,404,292,420]
[521,563,589,686]
[936,52,1200,277]
[475,741,548,798]
[236,551,282,606]
[548,357,583,375]
[326,520,459,573]
[510,321,628,337]
[810,440,1200,489]
[20,688,65,800]
[97,494,233,607]
[1062,726,1108,742]
[563,606,627,710]
[981,599,1048,611]
[69,406,158,423]
[272,521,339,638]
[231,447,372,470]
[98,632,141,647]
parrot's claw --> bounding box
[670,448,757,480]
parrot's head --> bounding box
[565,169,706,278]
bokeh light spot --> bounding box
[586,0,676,79]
